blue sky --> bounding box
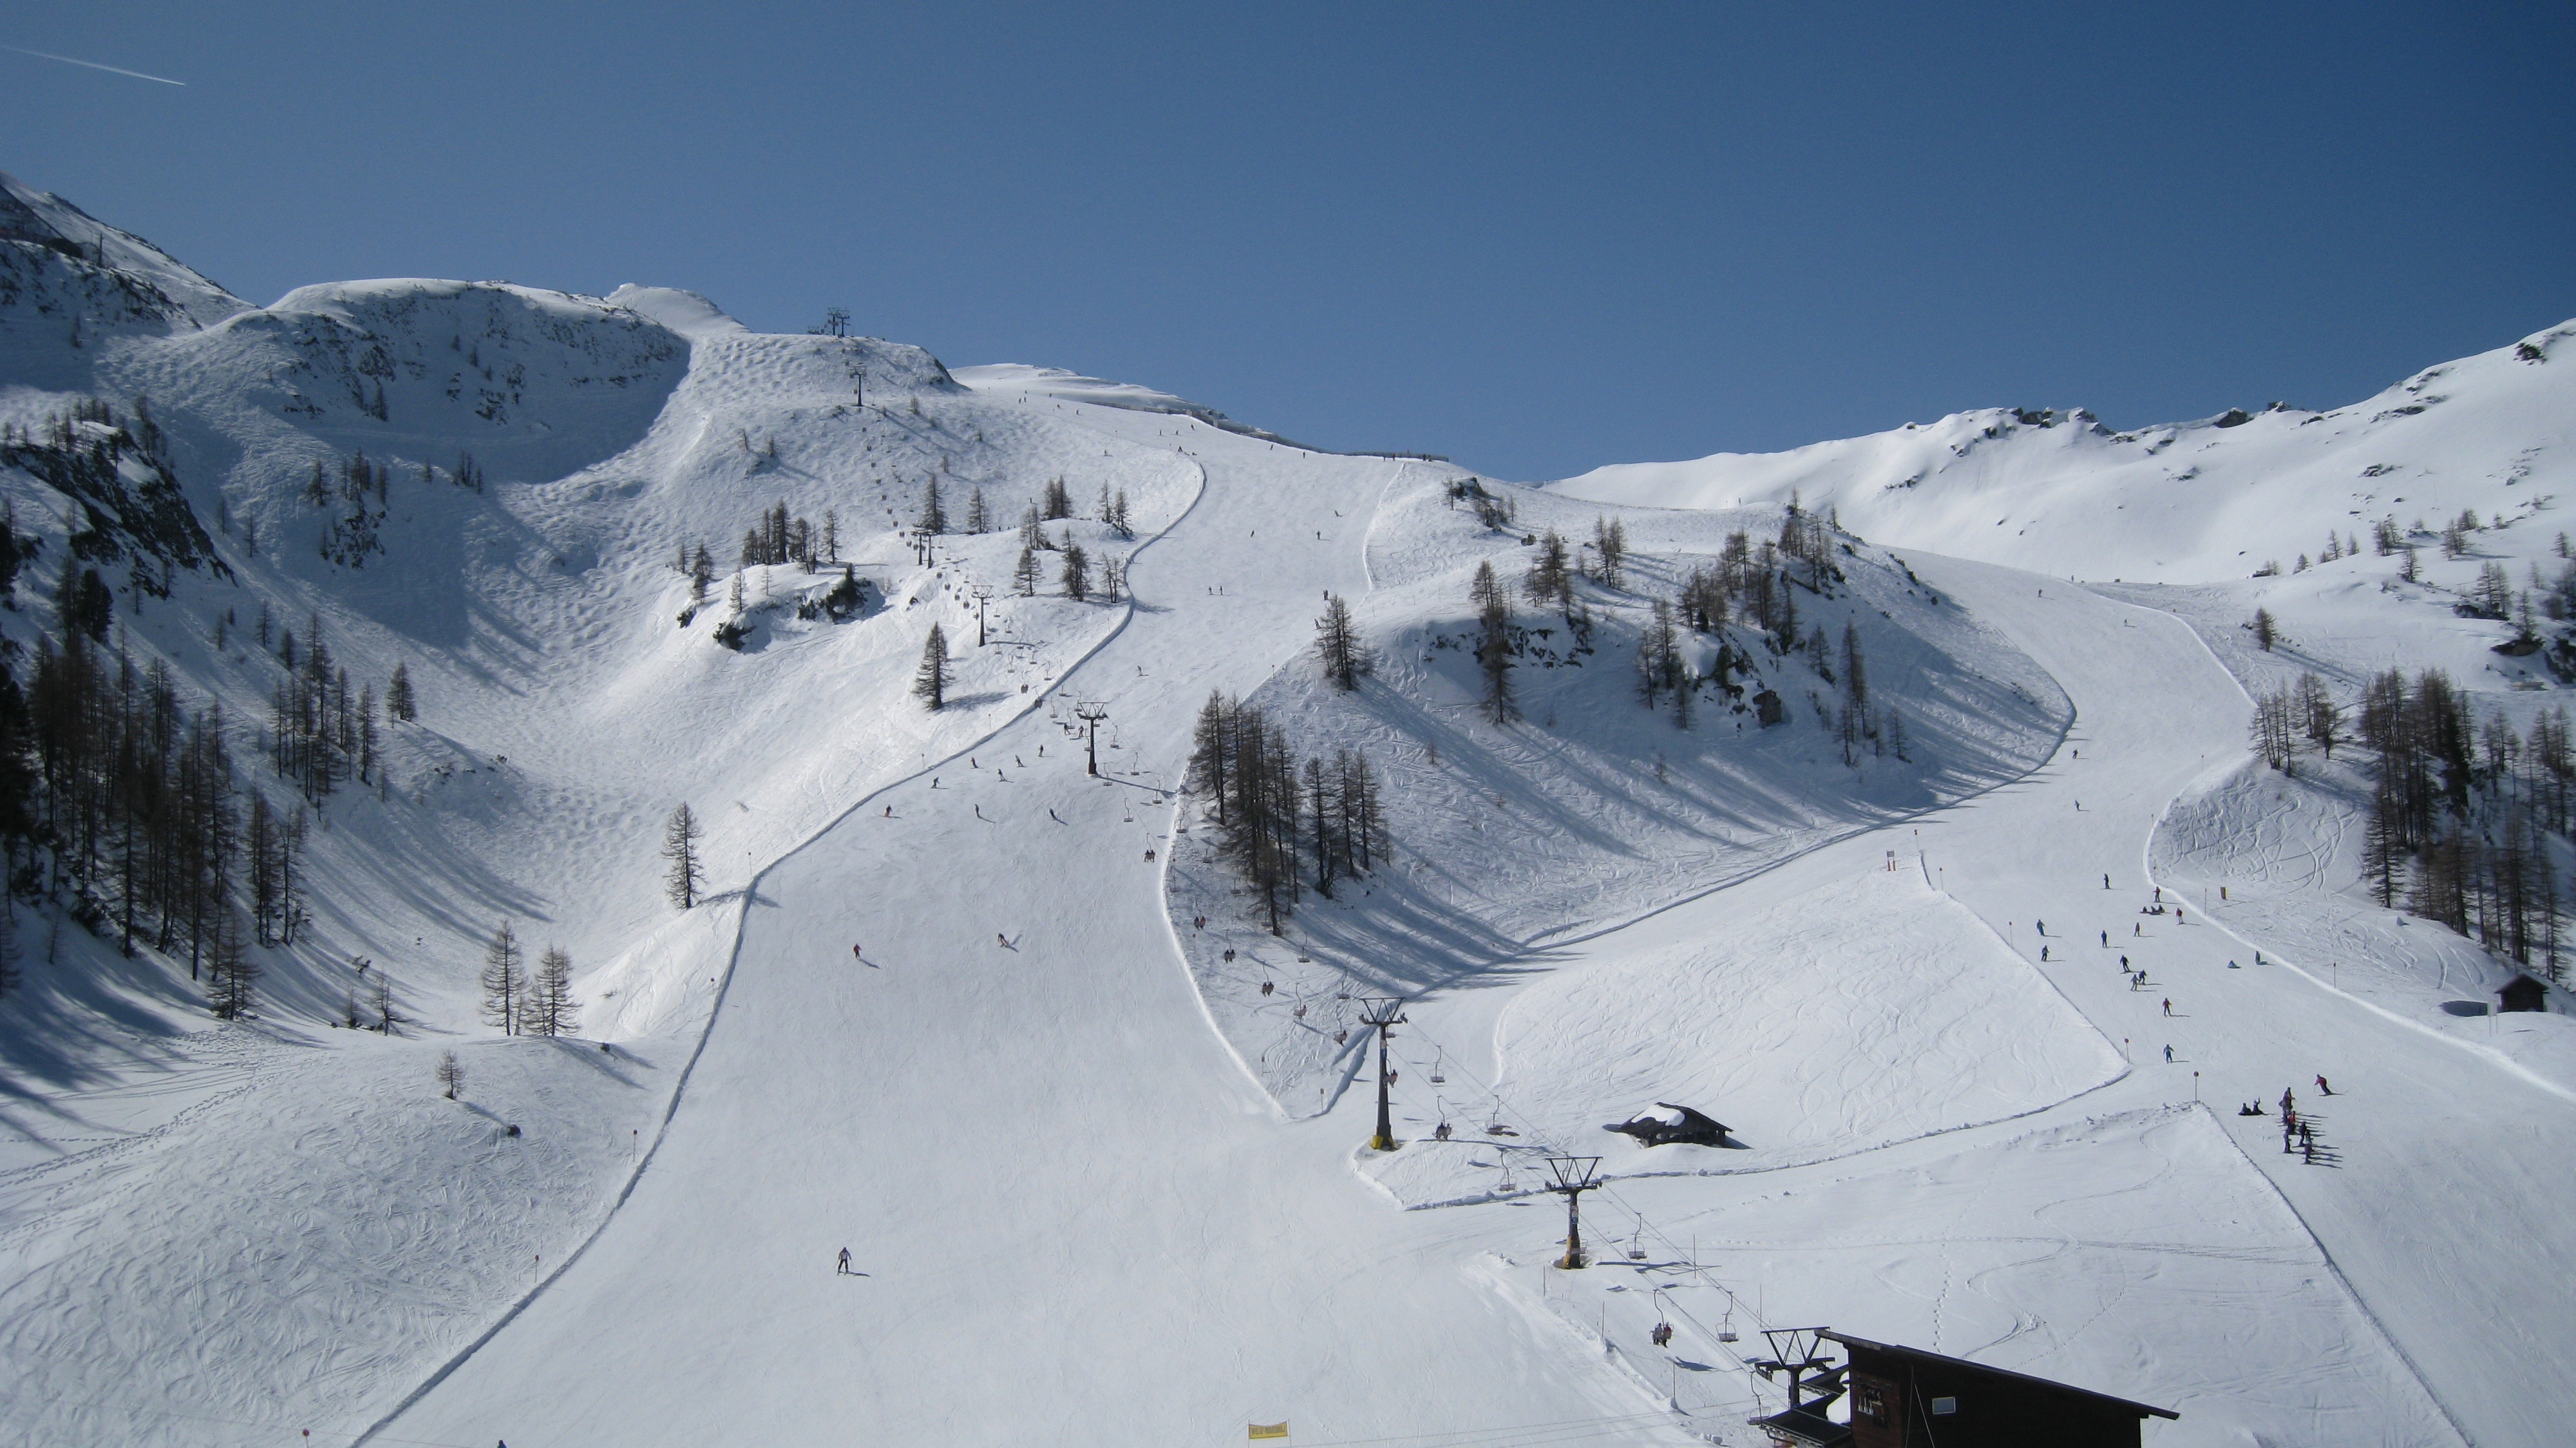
[5,2,2569,480]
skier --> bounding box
[2119,955,2129,970]
[2041,945,2049,961]
[2036,919,2045,936]
[2134,922,2142,937]
[2162,998,2172,1016]
[838,1247,852,1275]
[2103,873,2110,890]
[2316,1074,2332,1096]
[2163,1044,2173,1063]
[2302,1138,2315,1165]
[852,944,862,962]
[2281,1087,2297,1115]
[997,933,1009,948]
[2101,930,2108,946]
[884,806,892,817]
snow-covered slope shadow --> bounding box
[1167,470,2070,1118]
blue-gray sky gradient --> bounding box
[5,2,2568,479]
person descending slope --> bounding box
[2316,1074,2333,1096]
[837,1248,852,1275]
[2163,998,2172,1016]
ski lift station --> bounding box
[1750,1329,2176,1447]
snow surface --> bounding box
[3,186,2572,1447]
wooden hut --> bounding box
[1752,1330,2175,1447]
[2499,973,2550,1013]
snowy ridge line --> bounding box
[2197,1100,2477,1447]
[357,444,1211,1448]
[2108,584,2576,1108]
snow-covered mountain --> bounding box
[1558,324,2576,587]
[3,174,2571,1448]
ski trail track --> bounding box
[371,466,2571,1444]
[1365,558,2552,1444]
[1924,563,2570,1447]
[375,431,1695,1445]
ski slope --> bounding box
[6,174,2575,1447]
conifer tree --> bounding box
[437,1051,464,1099]
[480,920,526,1035]
[1590,516,1627,589]
[918,478,947,535]
[527,944,578,1037]
[1525,529,1572,614]
[1316,593,1368,691]
[1474,562,1518,724]
[207,909,254,1020]
[1014,546,1042,596]
[1061,544,1090,602]
[965,488,989,534]
[913,624,952,710]
[663,803,705,908]
[386,662,416,723]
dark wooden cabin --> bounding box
[2499,973,2550,1013]
[1754,1331,2175,1447]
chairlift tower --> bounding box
[1074,702,1110,776]
[1751,1328,1846,1418]
[971,584,993,646]
[1544,1156,1602,1269]
[1359,996,1408,1151]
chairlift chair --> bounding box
[1430,1048,1446,1085]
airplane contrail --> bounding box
[2,45,185,86]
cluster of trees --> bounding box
[477,919,579,1036]
[269,616,386,804]
[736,502,838,573]
[0,627,292,1012]
[1012,531,1122,602]
[2264,667,2575,979]
[1188,692,1388,933]
[1501,501,1892,756]
[306,450,389,567]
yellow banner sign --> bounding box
[1248,1424,1289,1440]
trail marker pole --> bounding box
[1360,996,1408,1150]
[1545,1156,1603,1269]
